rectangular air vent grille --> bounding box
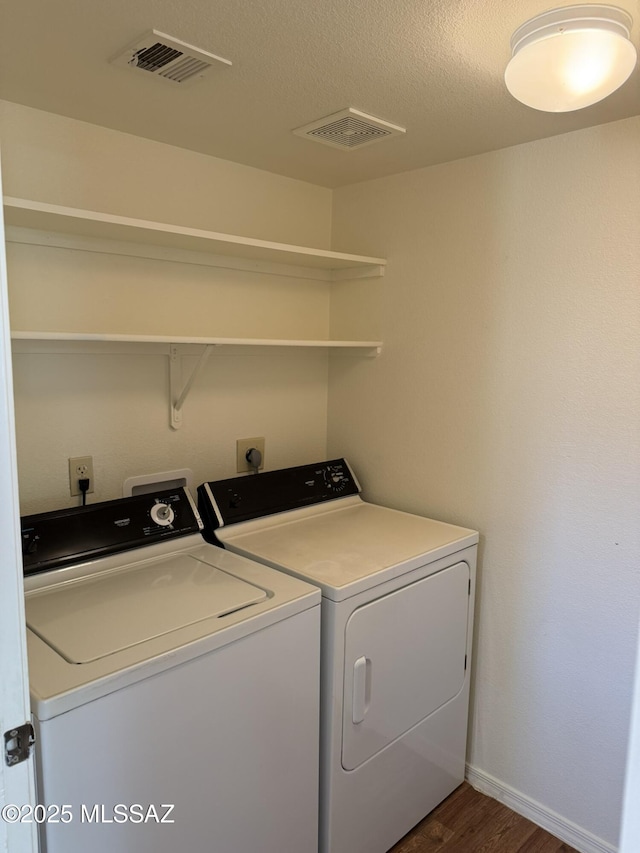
[294,108,406,151]
[157,55,212,83]
[309,116,391,147]
[134,42,183,72]
[111,30,231,86]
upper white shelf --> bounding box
[3,197,386,279]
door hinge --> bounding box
[4,723,35,767]
[468,578,471,595]
[464,654,468,671]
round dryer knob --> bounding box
[323,466,347,492]
[151,502,174,527]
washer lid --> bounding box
[25,553,268,663]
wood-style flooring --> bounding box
[389,783,579,853]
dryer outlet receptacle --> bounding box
[236,438,265,473]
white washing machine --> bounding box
[198,459,479,853]
[21,487,321,853]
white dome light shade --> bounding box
[505,4,637,111]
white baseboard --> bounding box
[465,764,617,853]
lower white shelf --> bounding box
[10,331,382,350]
[11,330,382,431]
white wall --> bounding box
[12,342,330,515]
[329,116,640,850]
[0,101,332,247]
[0,102,334,514]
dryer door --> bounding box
[342,561,470,771]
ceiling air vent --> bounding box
[111,30,231,85]
[293,108,406,150]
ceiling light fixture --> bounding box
[505,4,637,111]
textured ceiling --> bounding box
[0,0,638,187]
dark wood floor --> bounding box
[389,783,579,853]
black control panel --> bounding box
[198,458,360,534]
[21,488,203,576]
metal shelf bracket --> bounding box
[169,344,215,430]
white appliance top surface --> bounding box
[26,553,268,664]
[25,536,320,719]
[217,497,478,600]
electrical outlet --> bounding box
[236,438,265,473]
[69,456,94,496]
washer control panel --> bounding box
[198,458,360,529]
[21,487,203,575]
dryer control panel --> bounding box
[199,458,361,529]
[21,487,203,575]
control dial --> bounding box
[323,465,348,493]
[150,502,175,527]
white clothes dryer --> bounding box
[198,459,479,853]
[22,487,321,853]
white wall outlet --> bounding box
[69,456,94,496]
[236,438,265,473]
